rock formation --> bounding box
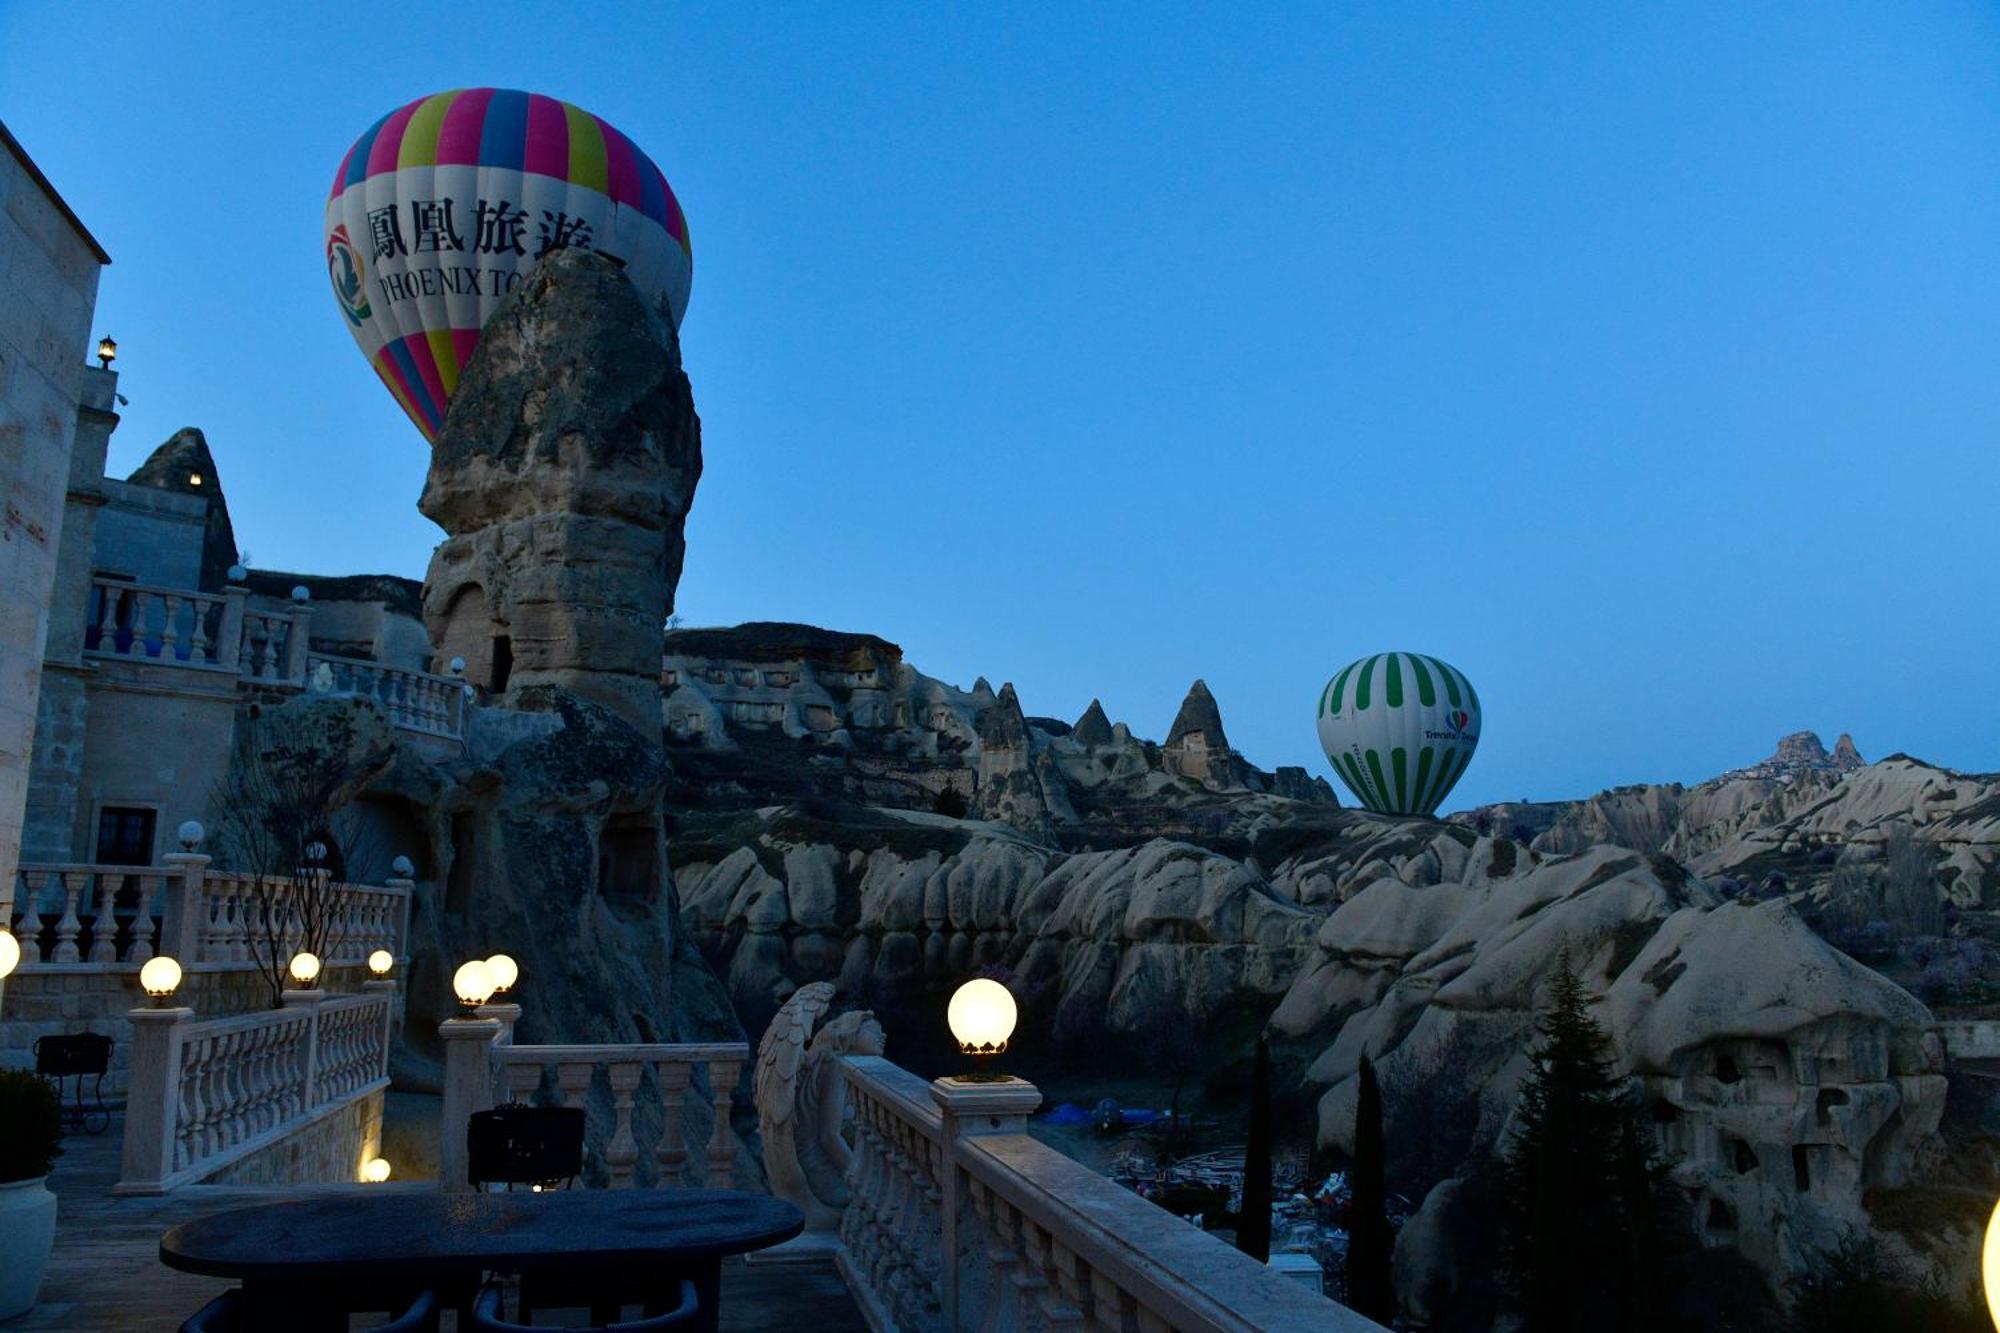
[126,427,239,589]
[659,622,1338,848]
[419,247,702,733]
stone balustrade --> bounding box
[84,575,313,682]
[117,987,394,1194]
[84,577,240,671]
[838,1055,1385,1333]
[435,1016,749,1195]
[306,652,466,740]
[9,858,410,971]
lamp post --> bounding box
[931,978,1039,1332]
[96,336,116,369]
[439,958,503,1194]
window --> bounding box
[94,807,157,866]
[490,635,513,694]
[597,816,658,898]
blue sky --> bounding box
[6,2,1999,809]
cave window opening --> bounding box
[1815,1088,1849,1127]
[598,815,659,899]
[446,814,476,914]
[1705,1198,1736,1233]
[1731,1139,1758,1174]
[1715,1054,1741,1084]
[490,635,513,694]
[1791,1145,1811,1192]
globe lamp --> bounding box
[1983,1195,2000,1331]
[288,951,322,987]
[368,949,394,977]
[485,953,519,995]
[0,930,19,981]
[140,955,183,1005]
[176,820,204,851]
[453,959,496,1009]
[363,1157,392,1183]
[947,978,1017,1081]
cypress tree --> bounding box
[1499,949,1665,1332]
[1235,1032,1274,1261]
[1347,1054,1396,1323]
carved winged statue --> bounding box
[753,982,885,1234]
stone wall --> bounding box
[201,1087,385,1187]
[0,127,108,980]
[61,669,242,863]
[91,478,210,588]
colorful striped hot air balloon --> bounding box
[325,89,692,441]
[1316,652,1481,816]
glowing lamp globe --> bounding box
[140,955,183,1003]
[362,1157,392,1183]
[288,951,322,986]
[0,930,19,981]
[453,959,496,1009]
[1984,1195,2000,1330]
[176,820,204,851]
[368,949,394,977]
[947,979,1017,1057]
[485,953,519,994]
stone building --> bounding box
[0,121,112,994]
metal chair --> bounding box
[466,1103,585,1191]
[35,1032,112,1135]
[179,1287,440,1332]
[469,1279,700,1332]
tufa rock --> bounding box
[1071,698,1113,749]
[419,247,702,733]
[127,427,239,589]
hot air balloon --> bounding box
[1316,652,1480,816]
[325,89,692,442]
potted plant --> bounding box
[0,1070,62,1319]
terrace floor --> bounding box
[11,1120,866,1331]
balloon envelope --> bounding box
[1316,652,1481,816]
[326,88,692,441]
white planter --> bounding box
[0,1175,57,1319]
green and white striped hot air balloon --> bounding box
[1316,652,1481,816]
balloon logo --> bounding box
[1315,652,1482,817]
[325,88,693,442]
[326,226,370,327]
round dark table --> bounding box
[160,1188,803,1331]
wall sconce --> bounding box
[140,956,183,1005]
[947,978,1017,1081]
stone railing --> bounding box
[9,857,410,971]
[435,1010,749,1195]
[838,1055,1385,1333]
[117,985,395,1194]
[84,575,313,682]
[306,652,466,740]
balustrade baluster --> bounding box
[605,1062,642,1187]
[92,583,119,654]
[159,594,182,660]
[189,596,213,662]
[87,871,119,963]
[52,871,84,963]
[654,1061,692,1186]
[15,872,47,964]
[129,874,161,964]
[129,589,155,656]
[704,1058,741,1187]
[503,1062,542,1106]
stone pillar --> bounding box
[157,851,210,965]
[283,598,315,683]
[115,1006,192,1195]
[363,976,398,1062]
[930,1076,1042,1332]
[438,1015,501,1194]
[476,1001,521,1046]
[417,248,702,734]
[281,988,325,1106]
[216,582,247,673]
[384,874,415,961]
